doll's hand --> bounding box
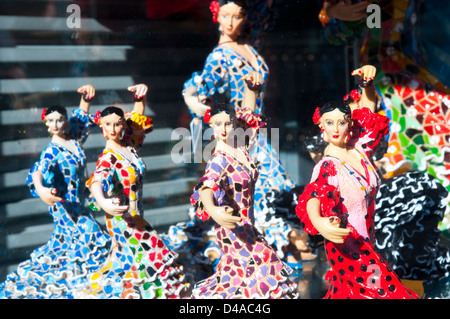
[209,205,241,229]
[242,71,262,92]
[77,84,95,101]
[352,65,376,83]
[36,186,63,206]
[326,1,370,21]
[315,216,351,244]
[128,84,148,101]
[99,198,129,216]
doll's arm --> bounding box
[183,85,210,118]
[351,65,377,112]
[128,84,148,115]
[89,181,129,216]
[199,188,241,229]
[76,84,95,113]
[31,170,63,205]
[306,197,350,244]
[242,71,262,112]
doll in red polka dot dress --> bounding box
[296,65,418,299]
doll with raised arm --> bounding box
[173,0,301,271]
[73,84,189,299]
[0,85,111,299]
[319,0,450,244]
[189,75,298,299]
[296,65,418,299]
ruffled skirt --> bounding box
[73,212,190,298]
[0,202,110,299]
[191,220,298,299]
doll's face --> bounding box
[320,108,351,146]
[45,111,68,137]
[100,113,125,142]
[210,111,234,143]
[217,3,246,38]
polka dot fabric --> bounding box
[296,108,418,299]
[324,231,417,299]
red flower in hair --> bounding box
[94,110,101,124]
[312,107,321,124]
[210,1,220,23]
[41,108,47,121]
[350,89,361,101]
[203,108,212,124]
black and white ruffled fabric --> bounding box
[254,187,304,257]
[374,171,450,298]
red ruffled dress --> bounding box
[296,108,418,299]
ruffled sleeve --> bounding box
[349,108,390,156]
[26,144,67,198]
[189,154,228,220]
[295,159,348,235]
[182,49,230,117]
[123,111,153,150]
[236,107,267,129]
[69,108,96,144]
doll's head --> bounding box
[42,105,70,137]
[211,0,247,37]
[210,0,247,21]
[43,105,68,119]
[217,0,247,12]
[210,103,236,120]
[206,103,236,142]
[314,100,352,145]
[99,106,125,119]
[97,106,126,142]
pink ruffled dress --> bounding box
[296,108,418,299]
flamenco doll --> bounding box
[73,84,189,299]
[319,0,450,239]
[168,0,301,275]
[0,85,111,299]
[296,65,418,299]
[189,74,298,299]
[302,106,450,299]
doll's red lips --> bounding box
[333,135,339,138]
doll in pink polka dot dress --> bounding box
[296,65,418,299]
